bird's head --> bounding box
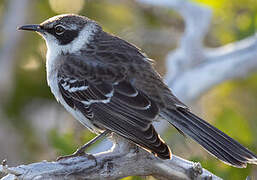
[18,14,100,53]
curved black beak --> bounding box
[17,24,42,32]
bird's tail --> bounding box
[161,108,257,168]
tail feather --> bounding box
[132,124,172,159]
[161,108,257,167]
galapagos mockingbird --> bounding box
[18,14,257,167]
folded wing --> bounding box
[57,54,171,159]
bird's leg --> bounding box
[75,130,110,155]
[57,130,110,161]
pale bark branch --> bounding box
[0,139,220,180]
[171,34,257,102]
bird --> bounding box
[18,14,257,168]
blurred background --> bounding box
[0,0,257,179]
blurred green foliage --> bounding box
[194,0,257,44]
[0,0,257,179]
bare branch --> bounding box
[0,139,220,180]
[171,34,257,102]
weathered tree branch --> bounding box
[171,34,257,102]
[0,137,220,180]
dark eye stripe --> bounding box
[45,27,79,45]
[57,30,79,45]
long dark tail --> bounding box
[161,108,257,168]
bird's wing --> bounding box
[79,30,188,110]
[57,54,171,159]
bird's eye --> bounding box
[55,25,65,35]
